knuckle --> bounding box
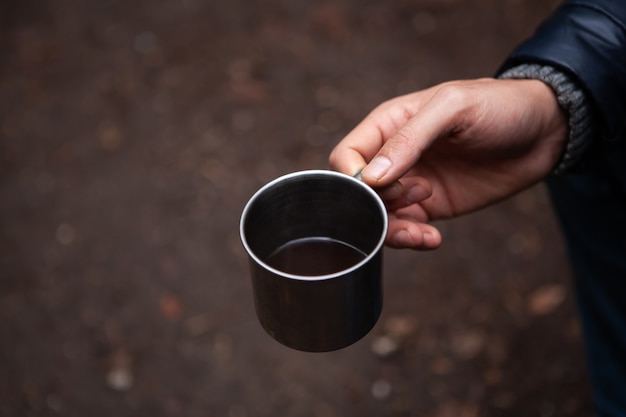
[389,124,422,155]
[434,82,470,104]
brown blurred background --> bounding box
[0,0,593,416]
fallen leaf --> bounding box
[527,284,566,316]
[384,315,417,338]
[159,292,183,321]
[450,329,484,360]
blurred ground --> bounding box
[0,0,593,416]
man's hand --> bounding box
[329,78,567,249]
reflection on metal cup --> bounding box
[240,170,388,352]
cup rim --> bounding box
[240,169,389,281]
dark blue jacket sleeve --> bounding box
[498,0,626,143]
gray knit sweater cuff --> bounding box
[498,64,593,174]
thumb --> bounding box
[359,84,467,186]
[360,123,428,186]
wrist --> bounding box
[529,78,568,157]
[498,64,593,174]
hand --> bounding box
[329,78,567,249]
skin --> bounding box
[329,78,568,250]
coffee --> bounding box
[265,237,366,276]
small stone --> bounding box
[371,379,392,400]
[56,223,76,245]
[231,110,255,132]
[183,313,214,336]
[106,367,134,391]
[371,335,399,358]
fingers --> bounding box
[386,216,442,250]
[381,180,441,250]
[379,177,433,212]
[386,203,442,249]
[378,181,404,201]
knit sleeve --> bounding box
[498,63,594,174]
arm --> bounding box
[329,0,626,250]
[329,78,567,249]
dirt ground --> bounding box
[0,0,594,416]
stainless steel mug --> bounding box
[240,170,388,352]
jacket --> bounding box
[498,5,626,415]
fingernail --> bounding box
[393,230,415,247]
[406,184,430,204]
[422,228,442,249]
[379,182,403,201]
[362,156,392,181]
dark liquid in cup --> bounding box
[265,237,367,276]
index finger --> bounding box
[328,116,385,176]
[329,91,431,179]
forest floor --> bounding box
[0,0,593,416]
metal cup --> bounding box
[240,170,388,352]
